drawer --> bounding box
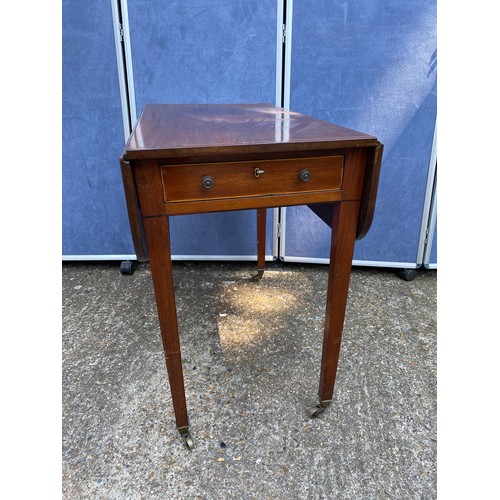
[161,156,344,203]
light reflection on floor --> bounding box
[215,270,321,358]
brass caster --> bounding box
[309,400,332,419]
[251,269,264,281]
[183,433,194,451]
[310,405,326,418]
[178,427,194,451]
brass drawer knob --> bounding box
[201,175,213,189]
[298,169,311,182]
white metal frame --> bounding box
[276,0,294,262]
[416,119,437,266]
[110,0,136,139]
[282,257,420,268]
[110,0,131,140]
[119,0,137,126]
[64,254,136,261]
[275,0,284,107]
[423,173,437,269]
[276,0,293,109]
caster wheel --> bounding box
[120,260,135,275]
[251,270,264,281]
[178,427,194,451]
[183,433,194,451]
[397,268,418,281]
[309,400,331,419]
[310,405,326,419]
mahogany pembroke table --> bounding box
[119,104,383,450]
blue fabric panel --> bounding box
[284,206,330,259]
[128,0,277,109]
[170,209,274,257]
[62,1,133,256]
[127,0,277,257]
[286,0,437,264]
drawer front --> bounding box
[161,156,344,203]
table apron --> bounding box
[133,147,368,219]
[162,190,349,216]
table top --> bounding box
[123,103,379,160]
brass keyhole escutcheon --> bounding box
[254,168,265,178]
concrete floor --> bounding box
[62,260,436,499]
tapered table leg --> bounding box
[311,201,361,417]
[142,215,193,449]
[255,207,267,280]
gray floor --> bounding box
[62,261,436,499]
